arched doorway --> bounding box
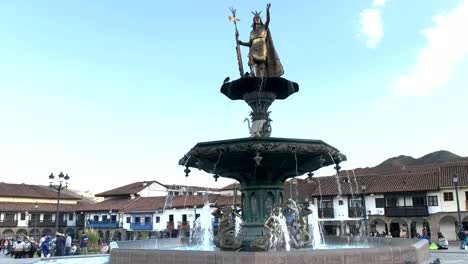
[42,228,52,236]
[389,219,408,238]
[16,229,28,237]
[439,215,458,241]
[66,228,75,239]
[29,229,40,240]
[113,231,122,241]
[409,218,430,238]
[98,230,104,239]
[2,229,14,239]
[462,215,468,230]
[370,218,387,236]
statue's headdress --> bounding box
[251,11,262,17]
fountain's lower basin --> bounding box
[111,237,430,264]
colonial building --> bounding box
[0,182,87,239]
[305,161,468,241]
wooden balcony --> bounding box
[177,221,190,230]
[318,208,334,219]
[167,221,174,230]
[348,207,364,218]
[29,219,67,227]
[385,206,429,217]
[0,220,18,227]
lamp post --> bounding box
[453,175,462,231]
[49,172,70,233]
[33,201,39,240]
[361,184,368,236]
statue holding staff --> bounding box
[237,3,284,77]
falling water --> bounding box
[308,210,324,248]
[268,212,291,251]
[328,153,342,197]
[191,202,214,250]
[235,215,242,237]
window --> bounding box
[144,216,151,223]
[412,196,426,206]
[182,214,187,222]
[348,198,362,208]
[174,191,179,195]
[135,216,141,223]
[126,217,130,224]
[375,198,385,208]
[102,215,108,221]
[443,192,454,201]
[156,216,160,223]
[338,200,344,205]
[68,213,74,221]
[319,200,333,208]
[386,197,398,207]
[20,213,26,221]
[111,215,116,221]
[427,196,438,206]
[169,215,174,222]
[93,215,99,221]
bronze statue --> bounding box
[237,3,284,77]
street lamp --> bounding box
[453,175,462,231]
[49,172,70,233]
[361,184,368,236]
[33,201,39,240]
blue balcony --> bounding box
[87,220,119,229]
[130,222,153,230]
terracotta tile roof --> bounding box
[0,182,81,200]
[121,195,240,213]
[220,183,240,190]
[79,198,135,212]
[283,178,319,202]
[311,171,440,197]
[0,201,85,212]
[164,184,220,193]
[121,197,166,213]
[437,162,468,187]
[95,181,160,197]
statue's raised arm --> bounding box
[265,3,271,30]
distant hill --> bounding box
[376,150,468,168]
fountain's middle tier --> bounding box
[180,137,345,181]
[179,137,345,247]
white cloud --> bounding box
[359,9,384,48]
[393,0,468,97]
[372,0,388,7]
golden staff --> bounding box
[229,7,244,78]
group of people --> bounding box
[0,231,90,259]
[0,236,37,259]
[458,229,468,250]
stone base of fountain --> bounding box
[111,237,430,264]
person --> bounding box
[80,232,88,255]
[99,242,109,254]
[419,229,431,242]
[458,228,466,249]
[40,235,51,257]
[238,3,283,77]
[65,233,72,256]
[437,232,449,250]
[54,233,65,256]
[13,237,25,259]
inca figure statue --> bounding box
[238,3,284,77]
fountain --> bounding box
[110,3,430,263]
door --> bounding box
[390,223,400,237]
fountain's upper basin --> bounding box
[221,77,299,101]
[179,137,346,181]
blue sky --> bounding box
[1,0,467,193]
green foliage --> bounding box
[84,229,99,249]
